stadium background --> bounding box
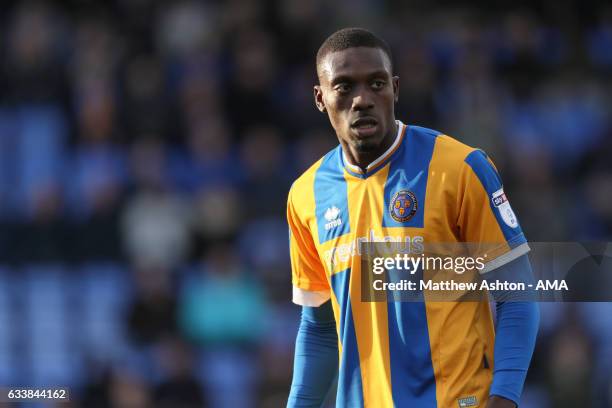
[0,0,611,407]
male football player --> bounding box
[287,28,539,408]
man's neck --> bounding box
[343,120,399,171]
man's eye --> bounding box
[335,84,351,93]
[372,80,386,89]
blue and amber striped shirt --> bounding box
[287,121,529,407]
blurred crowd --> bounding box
[0,0,611,407]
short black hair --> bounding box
[316,28,393,73]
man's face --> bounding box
[315,47,399,155]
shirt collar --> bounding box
[343,120,405,175]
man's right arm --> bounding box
[287,300,338,408]
[286,183,337,406]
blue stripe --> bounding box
[382,126,438,406]
[464,150,525,246]
[382,126,438,228]
[314,147,351,244]
[331,269,364,407]
[387,300,438,407]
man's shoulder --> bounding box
[408,124,481,167]
[291,146,339,191]
[436,133,480,162]
[289,145,340,204]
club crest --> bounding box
[389,190,418,222]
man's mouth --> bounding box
[351,117,379,137]
[351,117,378,128]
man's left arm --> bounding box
[457,149,540,407]
[483,254,540,408]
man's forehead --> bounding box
[318,47,392,81]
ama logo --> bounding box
[324,206,342,230]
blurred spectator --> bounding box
[108,370,153,408]
[581,170,612,238]
[239,124,292,218]
[257,305,301,407]
[68,122,126,260]
[276,0,326,67]
[121,55,169,138]
[10,183,69,262]
[179,243,267,346]
[170,117,242,193]
[176,65,224,132]
[129,137,169,189]
[396,42,438,128]
[292,128,337,173]
[152,335,206,408]
[79,367,114,408]
[493,11,559,99]
[156,1,218,58]
[587,6,612,69]
[179,242,267,407]
[121,139,191,268]
[224,28,284,134]
[190,186,242,251]
[121,188,191,269]
[127,265,177,347]
[81,369,152,408]
[3,2,68,104]
[545,310,594,408]
[532,74,607,172]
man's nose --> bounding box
[351,89,374,111]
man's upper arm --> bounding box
[458,150,539,405]
[287,187,331,306]
[458,149,529,273]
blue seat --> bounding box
[78,263,134,363]
[14,105,67,219]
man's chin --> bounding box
[353,137,383,153]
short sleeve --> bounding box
[458,150,529,274]
[287,188,331,305]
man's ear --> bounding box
[392,76,399,103]
[313,85,326,112]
